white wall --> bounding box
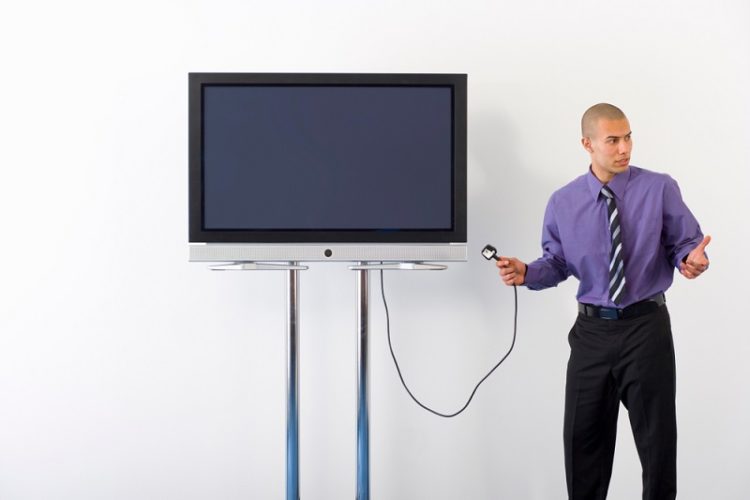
[1,1,748,499]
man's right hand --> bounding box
[496,257,527,286]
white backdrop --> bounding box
[1,1,748,499]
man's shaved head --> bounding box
[581,103,628,138]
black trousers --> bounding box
[564,305,677,500]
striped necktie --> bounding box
[601,185,626,304]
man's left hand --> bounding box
[680,235,711,279]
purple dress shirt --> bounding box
[524,166,704,308]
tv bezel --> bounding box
[188,72,467,258]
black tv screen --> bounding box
[189,73,467,262]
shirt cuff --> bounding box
[524,262,542,290]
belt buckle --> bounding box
[599,307,621,320]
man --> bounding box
[497,103,710,500]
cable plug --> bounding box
[482,244,500,261]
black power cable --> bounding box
[379,269,518,418]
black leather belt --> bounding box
[578,293,666,320]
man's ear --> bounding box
[581,136,593,153]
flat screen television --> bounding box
[189,72,467,262]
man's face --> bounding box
[582,118,632,182]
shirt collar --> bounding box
[586,165,631,202]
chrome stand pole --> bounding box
[287,266,300,500]
[356,266,370,500]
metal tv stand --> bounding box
[210,261,308,500]
[209,260,446,500]
[348,262,447,500]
